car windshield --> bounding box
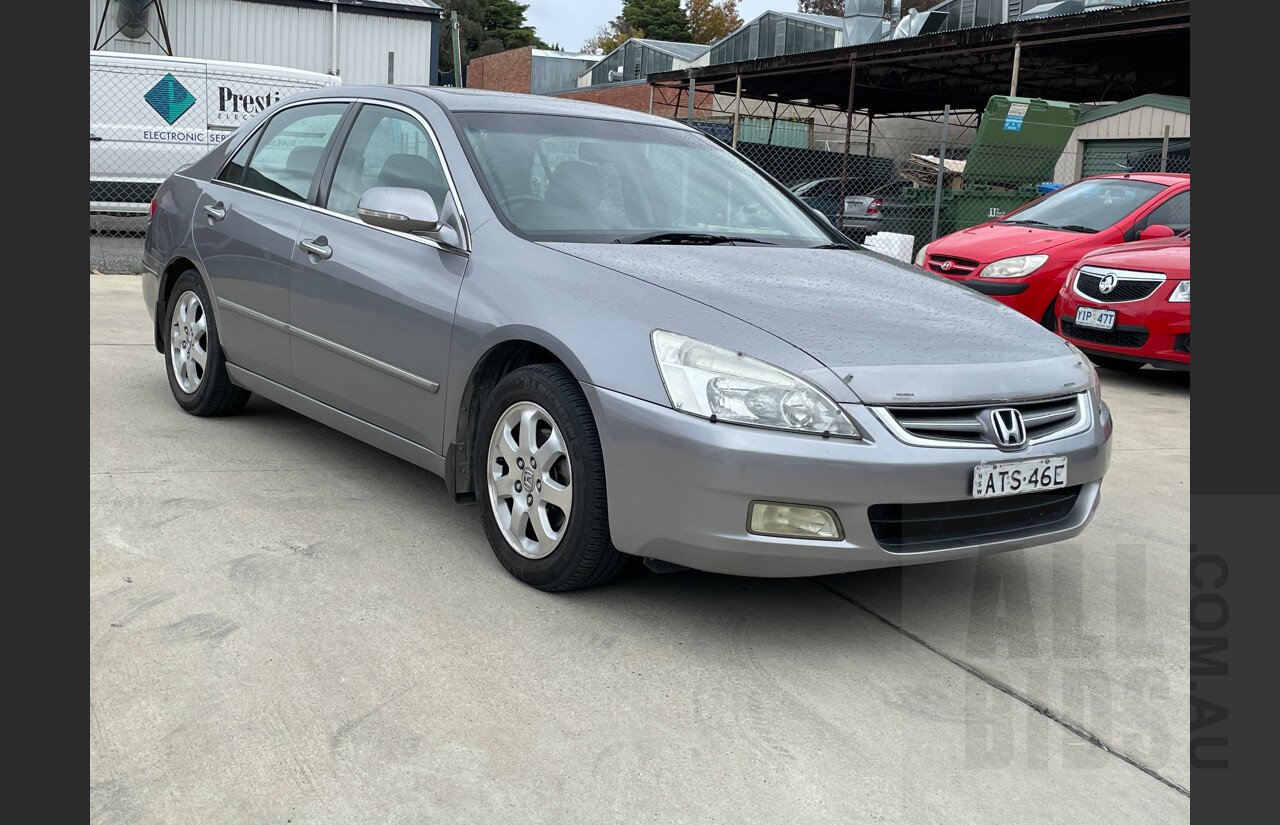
[997,178,1167,232]
[456,112,834,246]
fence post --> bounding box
[1160,124,1170,172]
[450,11,461,87]
[837,58,856,231]
[687,75,695,126]
[931,104,950,242]
[732,75,742,149]
[1010,41,1021,97]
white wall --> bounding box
[91,0,440,86]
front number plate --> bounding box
[1074,306,1115,330]
[973,456,1068,498]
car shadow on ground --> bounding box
[1094,364,1189,395]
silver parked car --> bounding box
[142,86,1112,591]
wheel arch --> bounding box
[153,254,204,352]
[446,336,583,504]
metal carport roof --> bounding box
[648,0,1190,118]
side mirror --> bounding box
[357,187,440,234]
[1138,224,1175,241]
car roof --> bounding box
[1082,172,1190,185]
[309,84,692,131]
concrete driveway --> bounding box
[90,273,1190,824]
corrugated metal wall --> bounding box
[91,0,439,86]
[531,56,598,95]
[1055,106,1191,180]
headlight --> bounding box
[978,254,1049,279]
[1169,280,1190,302]
[913,243,931,267]
[650,330,860,438]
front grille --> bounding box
[1175,334,1191,354]
[1060,319,1150,348]
[925,254,981,276]
[1075,268,1163,303]
[881,394,1084,448]
[869,486,1082,551]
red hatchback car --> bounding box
[914,173,1190,329]
[1054,230,1190,371]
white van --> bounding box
[90,50,341,219]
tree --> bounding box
[796,0,842,15]
[483,0,545,50]
[583,17,644,55]
[437,0,550,73]
[685,0,743,45]
[622,0,692,43]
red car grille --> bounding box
[1060,319,1150,349]
[1075,270,1162,303]
[925,254,981,276]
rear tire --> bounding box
[163,269,251,416]
[474,364,628,592]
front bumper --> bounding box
[1057,293,1191,369]
[582,384,1112,577]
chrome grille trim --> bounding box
[870,392,1091,449]
[1073,265,1166,304]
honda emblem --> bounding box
[989,408,1027,449]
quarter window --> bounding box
[217,134,257,186]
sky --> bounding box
[524,0,787,54]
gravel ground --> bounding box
[90,227,147,275]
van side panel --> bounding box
[90,53,209,214]
[90,51,341,216]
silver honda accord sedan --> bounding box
[141,85,1112,591]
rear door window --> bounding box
[238,103,347,202]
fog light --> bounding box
[748,501,843,540]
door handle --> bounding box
[299,237,332,260]
[203,203,226,222]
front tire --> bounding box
[163,269,250,416]
[1040,298,1059,332]
[474,364,628,592]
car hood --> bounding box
[1078,237,1190,276]
[929,222,1087,260]
[545,244,1091,405]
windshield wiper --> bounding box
[997,219,1052,227]
[1055,224,1099,233]
[614,231,776,246]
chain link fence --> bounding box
[663,100,1189,261]
[89,55,340,273]
[91,78,1190,273]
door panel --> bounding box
[191,182,303,384]
[290,213,465,454]
[189,101,347,384]
[289,104,467,455]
